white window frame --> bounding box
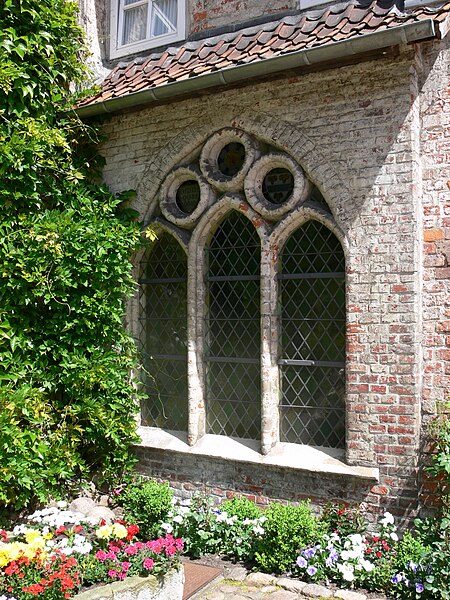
[110,0,186,60]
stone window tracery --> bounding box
[139,128,346,452]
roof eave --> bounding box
[73,18,437,118]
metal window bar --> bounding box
[139,233,188,430]
[205,212,261,439]
[280,220,346,448]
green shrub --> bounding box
[121,479,174,540]
[0,0,142,509]
[320,502,367,536]
[254,501,322,573]
[221,496,262,521]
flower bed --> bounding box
[0,504,183,600]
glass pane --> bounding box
[176,180,200,214]
[280,366,345,447]
[262,168,294,204]
[205,212,261,439]
[217,142,246,177]
[279,220,345,448]
[151,0,177,36]
[122,4,148,45]
[139,233,188,430]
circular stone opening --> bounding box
[217,142,246,177]
[175,180,201,214]
[262,167,295,205]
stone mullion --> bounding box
[260,236,280,454]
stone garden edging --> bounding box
[74,567,184,600]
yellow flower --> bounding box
[112,523,127,539]
[96,525,113,539]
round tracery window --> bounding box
[176,180,201,214]
[199,128,260,192]
[217,142,246,177]
[262,168,294,205]
[244,153,310,220]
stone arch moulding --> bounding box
[136,111,352,232]
[186,195,271,447]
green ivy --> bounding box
[0,0,143,508]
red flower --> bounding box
[23,583,45,595]
[0,529,7,542]
[376,551,382,558]
[126,524,139,541]
[73,525,84,533]
[55,525,67,535]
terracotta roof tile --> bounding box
[77,0,450,109]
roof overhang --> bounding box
[74,18,437,118]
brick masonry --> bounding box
[96,27,450,522]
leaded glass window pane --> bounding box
[205,212,261,439]
[279,220,345,448]
[139,233,188,430]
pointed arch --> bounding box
[139,230,188,431]
[277,219,346,448]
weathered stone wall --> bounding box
[97,34,449,521]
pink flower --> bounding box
[135,542,144,550]
[106,551,117,560]
[143,558,154,570]
[108,570,117,578]
[124,545,138,555]
[175,538,184,551]
[146,540,163,553]
[165,545,177,556]
[121,562,131,571]
[95,550,108,562]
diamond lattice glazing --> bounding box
[139,233,188,430]
[205,212,261,438]
[279,221,345,448]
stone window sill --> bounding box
[136,427,379,482]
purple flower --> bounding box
[296,556,307,568]
[304,547,317,558]
[409,561,418,573]
[307,566,317,577]
[391,574,403,584]
[415,583,424,593]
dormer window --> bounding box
[110,0,185,59]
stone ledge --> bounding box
[136,428,379,481]
[74,568,183,600]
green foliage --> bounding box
[254,501,322,573]
[166,494,266,561]
[121,480,174,540]
[320,502,367,536]
[0,0,143,508]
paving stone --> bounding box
[225,565,248,581]
[218,583,244,594]
[334,590,367,600]
[260,585,279,593]
[302,583,334,598]
[203,592,225,600]
[266,591,299,600]
[245,572,278,586]
[277,578,307,593]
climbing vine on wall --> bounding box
[0,0,142,509]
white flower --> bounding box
[173,515,184,524]
[338,563,355,582]
[161,522,173,533]
[380,512,395,526]
[361,559,375,572]
[390,532,398,541]
[57,501,67,508]
[253,525,265,536]
[215,511,229,522]
[341,550,351,561]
